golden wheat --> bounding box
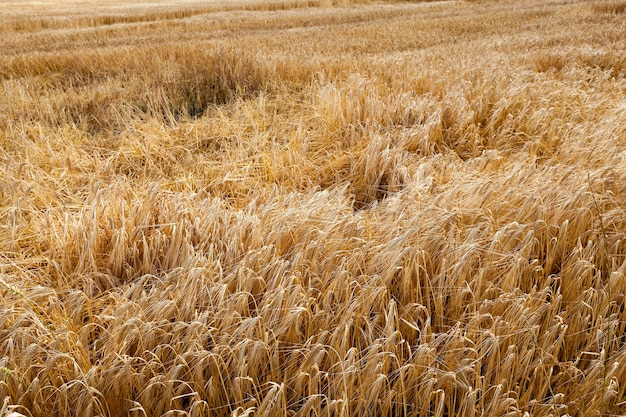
[1,0,626,416]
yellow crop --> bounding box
[1,0,625,415]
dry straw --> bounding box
[1,0,626,415]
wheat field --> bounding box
[1,0,626,416]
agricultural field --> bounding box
[1,0,626,415]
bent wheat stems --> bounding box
[1,0,626,416]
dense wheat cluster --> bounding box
[1,0,626,415]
